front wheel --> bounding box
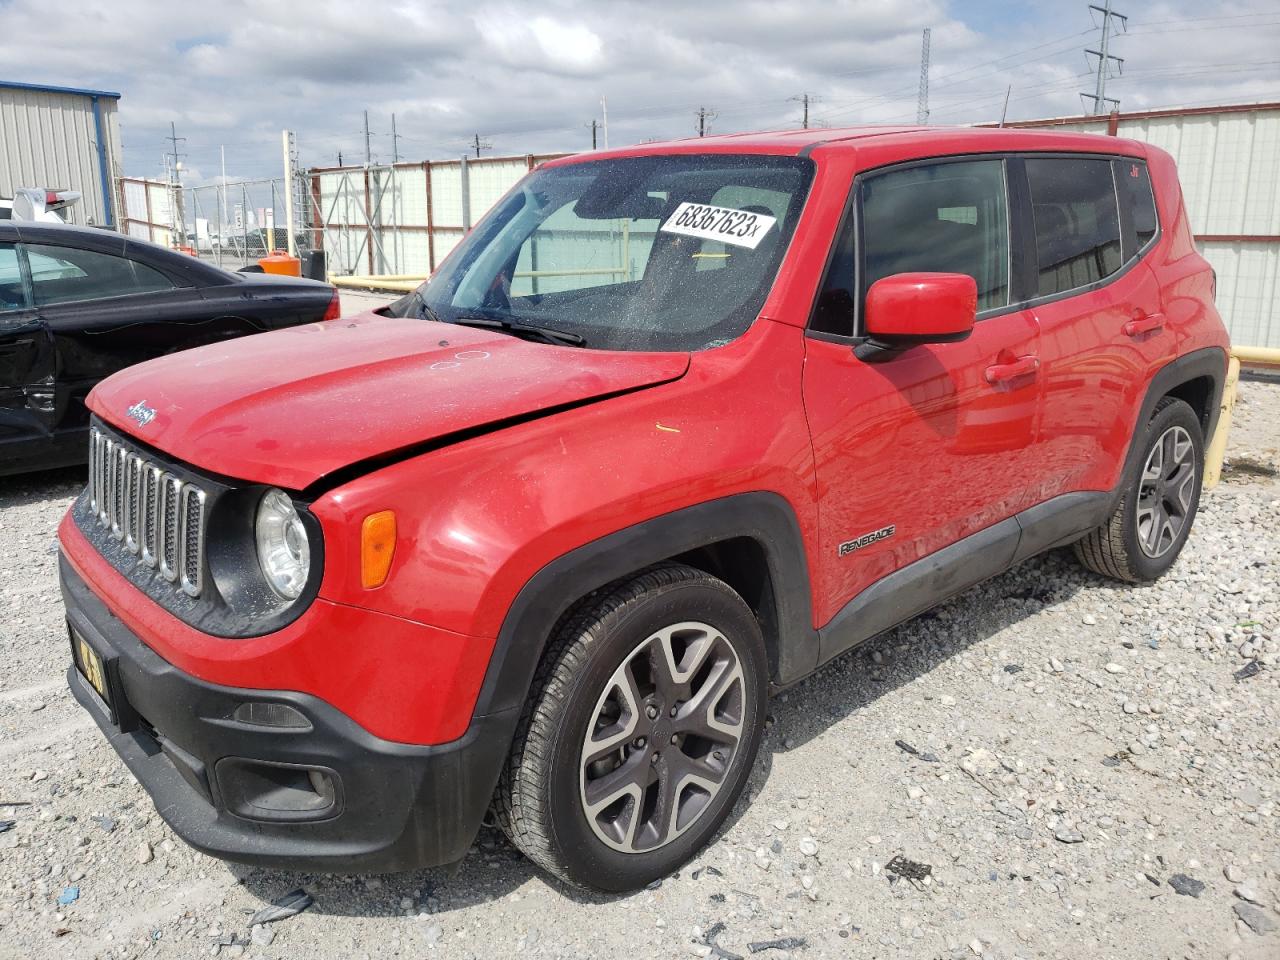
[1073,396,1204,582]
[494,564,767,891]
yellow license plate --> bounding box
[73,631,110,706]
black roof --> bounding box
[0,221,240,286]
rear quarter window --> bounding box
[1115,159,1158,251]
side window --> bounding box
[861,159,1010,314]
[23,243,173,307]
[0,243,29,312]
[131,260,177,295]
[811,209,857,336]
[1115,158,1158,253]
[1026,158,1122,297]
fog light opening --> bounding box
[231,701,311,729]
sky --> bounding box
[1,0,1278,185]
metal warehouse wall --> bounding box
[996,103,1280,349]
[0,82,123,228]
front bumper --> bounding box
[61,555,516,873]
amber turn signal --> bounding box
[361,510,397,589]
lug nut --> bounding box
[651,751,661,763]
[645,704,659,720]
[669,706,678,717]
[634,736,646,748]
[670,734,679,745]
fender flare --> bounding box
[1116,346,1227,501]
[470,491,819,722]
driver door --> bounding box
[802,157,1043,635]
[0,241,57,450]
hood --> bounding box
[90,314,689,490]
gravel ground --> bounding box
[1,379,1277,960]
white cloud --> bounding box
[0,0,1274,179]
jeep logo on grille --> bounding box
[838,524,896,557]
[125,400,157,427]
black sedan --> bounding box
[1,221,340,476]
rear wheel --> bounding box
[1073,396,1204,582]
[494,564,767,891]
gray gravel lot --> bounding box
[1,379,1277,960]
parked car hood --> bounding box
[88,314,690,490]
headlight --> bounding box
[255,489,310,600]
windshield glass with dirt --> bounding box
[403,154,814,352]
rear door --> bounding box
[0,240,57,447]
[22,241,228,433]
[803,156,1043,632]
[1025,155,1175,499]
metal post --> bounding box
[364,110,372,165]
[459,156,471,232]
[282,130,297,257]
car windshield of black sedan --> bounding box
[407,154,813,352]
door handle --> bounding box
[1123,313,1165,337]
[985,355,1039,385]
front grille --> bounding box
[87,427,207,598]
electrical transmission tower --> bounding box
[1082,1,1127,114]
[917,28,931,125]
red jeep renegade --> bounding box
[60,127,1228,892]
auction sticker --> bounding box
[659,202,777,250]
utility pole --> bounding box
[166,121,186,247]
[472,134,491,158]
[390,113,402,163]
[337,151,343,166]
[917,27,931,125]
[600,96,609,149]
[1082,1,1126,114]
[588,119,598,149]
[789,93,819,129]
[696,106,717,137]
[999,84,1013,127]
[363,110,372,164]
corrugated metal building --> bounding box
[0,80,123,228]
[992,102,1280,349]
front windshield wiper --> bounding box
[413,293,446,325]
[448,315,586,348]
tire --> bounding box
[494,563,768,892]
[1073,396,1204,583]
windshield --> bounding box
[402,154,813,352]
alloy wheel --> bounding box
[578,621,745,854]
[1136,424,1196,559]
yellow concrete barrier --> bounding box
[330,275,425,293]
[1204,355,1240,490]
[1232,345,1280,370]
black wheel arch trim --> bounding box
[471,491,820,721]
[1117,346,1226,505]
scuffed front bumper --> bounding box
[61,555,516,873]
